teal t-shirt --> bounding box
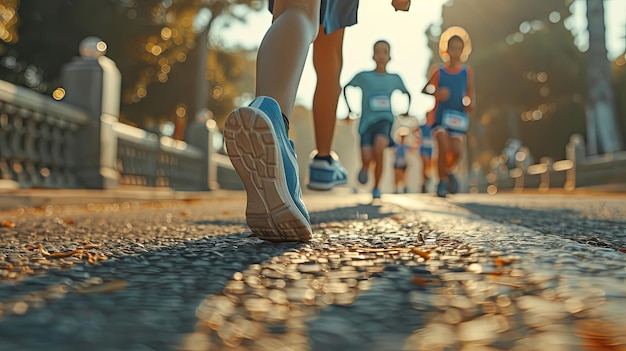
[346,70,408,134]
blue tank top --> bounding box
[435,66,468,123]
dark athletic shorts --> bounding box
[360,119,393,147]
[268,0,359,34]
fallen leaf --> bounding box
[349,247,412,253]
[75,280,127,294]
[575,319,626,351]
[412,248,431,260]
[1,220,16,228]
[411,275,429,286]
[81,241,102,249]
[495,256,518,267]
[48,249,83,258]
[30,245,83,258]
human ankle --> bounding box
[314,154,333,164]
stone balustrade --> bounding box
[0,80,88,188]
[486,133,626,193]
[0,37,217,191]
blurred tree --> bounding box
[613,53,626,140]
[0,0,20,53]
[0,0,260,138]
[585,0,623,154]
[426,0,587,170]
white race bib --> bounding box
[442,109,469,133]
[421,138,434,148]
[369,95,391,112]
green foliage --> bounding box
[0,0,260,134]
[429,0,587,169]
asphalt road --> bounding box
[0,190,624,351]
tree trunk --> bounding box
[586,0,623,154]
[176,4,225,141]
[193,21,211,120]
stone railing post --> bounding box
[185,108,219,190]
[538,156,552,191]
[60,37,121,189]
[565,134,585,188]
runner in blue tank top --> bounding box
[434,66,468,128]
[424,30,475,198]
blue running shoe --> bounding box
[307,156,348,191]
[224,96,311,242]
[436,180,448,198]
[357,168,369,185]
[372,188,381,199]
[448,173,458,194]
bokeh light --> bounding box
[52,87,65,100]
[548,11,561,23]
[136,87,147,98]
[462,96,471,107]
[79,36,107,58]
[161,27,172,40]
[175,106,187,118]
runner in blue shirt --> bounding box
[393,127,412,194]
[413,123,434,193]
[343,40,411,200]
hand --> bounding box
[436,87,450,102]
[346,112,359,120]
[391,0,411,11]
[463,96,474,112]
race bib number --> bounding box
[369,95,391,112]
[421,138,434,148]
[442,109,469,133]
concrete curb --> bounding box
[0,187,245,210]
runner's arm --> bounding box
[465,66,476,112]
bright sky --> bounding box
[213,0,626,119]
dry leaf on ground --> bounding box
[411,248,431,260]
[1,220,16,228]
[75,280,127,294]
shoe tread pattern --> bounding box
[225,108,311,242]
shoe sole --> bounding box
[224,107,312,242]
[448,174,458,194]
[357,169,368,185]
[307,179,348,191]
